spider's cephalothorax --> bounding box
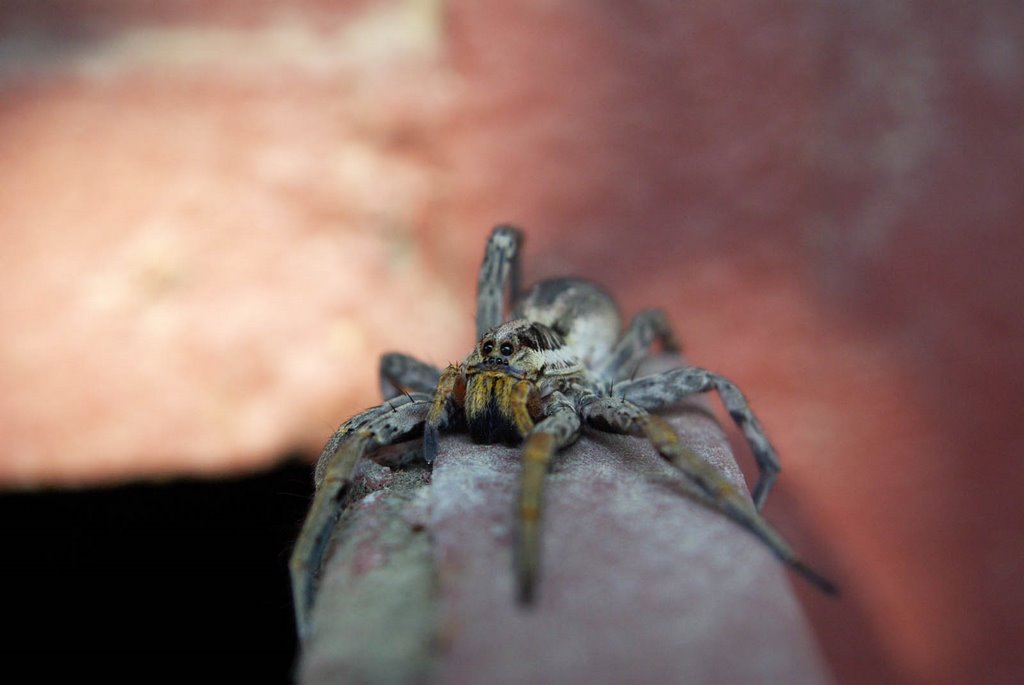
[290,225,837,639]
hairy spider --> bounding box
[290,225,836,638]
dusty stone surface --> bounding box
[430,429,831,685]
[302,461,436,685]
[301,409,833,685]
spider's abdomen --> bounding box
[514,278,621,369]
[464,371,538,445]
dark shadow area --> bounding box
[0,458,314,678]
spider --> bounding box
[290,225,836,638]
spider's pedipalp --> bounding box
[291,395,431,639]
[477,224,523,338]
[379,352,442,400]
[516,394,581,605]
[581,397,837,597]
[424,364,466,465]
[595,308,680,382]
[616,366,780,510]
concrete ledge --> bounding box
[299,372,833,684]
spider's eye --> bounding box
[499,342,514,356]
[481,341,494,355]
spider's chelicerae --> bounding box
[290,225,836,637]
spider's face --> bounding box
[465,319,570,380]
[459,319,558,445]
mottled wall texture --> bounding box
[1,1,1021,683]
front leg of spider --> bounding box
[290,395,431,639]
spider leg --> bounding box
[312,392,430,487]
[291,395,431,640]
[476,224,523,337]
[516,393,581,605]
[379,352,442,400]
[615,367,780,510]
[595,308,681,382]
[581,396,836,596]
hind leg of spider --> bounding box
[476,224,523,337]
[595,308,681,382]
[581,396,836,596]
[516,395,581,605]
[614,366,781,510]
[379,352,442,400]
[290,397,431,640]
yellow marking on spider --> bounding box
[522,431,554,463]
[465,371,537,438]
[520,432,554,517]
[510,380,536,436]
[427,364,462,425]
[517,431,555,602]
[464,371,503,418]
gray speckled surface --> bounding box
[300,370,833,685]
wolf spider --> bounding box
[290,225,835,638]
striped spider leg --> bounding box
[476,223,523,337]
[614,367,782,510]
[290,391,432,639]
